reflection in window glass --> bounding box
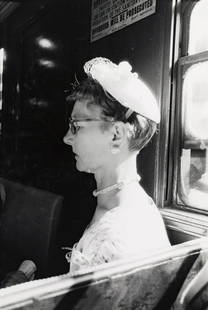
[188,0,208,55]
[179,61,208,210]
[183,62,208,142]
[0,48,4,110]
[0,48,4,135]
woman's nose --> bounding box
[63,129,74,146]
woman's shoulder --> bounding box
[86,205,151,244]
[70,201,170,273]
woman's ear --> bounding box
[110,122,126,154]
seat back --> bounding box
[0,237,208,310]
[174,246,208,309]
[0,177,63,278]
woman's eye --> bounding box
[74,123,83,133]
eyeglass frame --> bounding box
[68,117,115,135]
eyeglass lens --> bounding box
[69,120,77,135]
[68,118,114,135]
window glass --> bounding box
[0,48,4,135]
[0,48,3,110]
[179,61,208,210]
[183,62,208,141]
[188,0,208,55]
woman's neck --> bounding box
[94,153,139,210]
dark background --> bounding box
[0,0,173,272]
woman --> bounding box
[63,57,171,274]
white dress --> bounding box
[66,184,171,274]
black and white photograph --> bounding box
[0,0,207,309]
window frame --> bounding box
[161,0,208,238]
[174,51,208,213]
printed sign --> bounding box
[91,0,156,42]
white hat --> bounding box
[84,57,160,123]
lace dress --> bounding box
[66,186,171,275]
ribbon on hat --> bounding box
[84,57,160,123]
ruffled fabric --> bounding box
[67,187,171,274]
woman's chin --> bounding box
[75,160,87,172]
[76,163,93,174]
[75,157,94,173]
[75,161,83,171]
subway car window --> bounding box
[179,61,208,210]
[188,0,208,54]
[175,0,208,212]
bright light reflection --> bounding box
[36,37,56,50]
[189,0,208,54]
[38,59,56,68]
[0,48,4,110]
[29,98,48,108]
[183,61,208,140]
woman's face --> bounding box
[63,99,113,173]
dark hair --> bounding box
[67,77,157,152]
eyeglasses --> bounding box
[68,118,114,135]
